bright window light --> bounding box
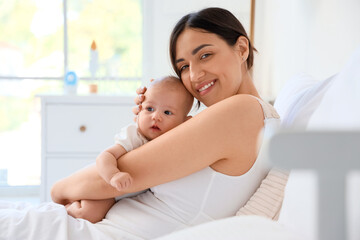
[0,0,142,187]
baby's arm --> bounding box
[66,198,115,223]
[96,144,133,191]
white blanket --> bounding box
[0,201,141,240]
[1,200,301,240]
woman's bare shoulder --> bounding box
[201,94,265,175]
[206,94,264,122]
[227,93,262,106]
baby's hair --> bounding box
[148,76,194,115]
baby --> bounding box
[65,76,194,223]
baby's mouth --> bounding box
[151,125,160,131]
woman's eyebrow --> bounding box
[176,44,213,64]
[192,44,212,55]
[176,58,184,64]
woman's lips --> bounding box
[197,80,216,95]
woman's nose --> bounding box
[189,65,205,83]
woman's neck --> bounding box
[237,70,261,98]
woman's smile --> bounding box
[197,80,216,95]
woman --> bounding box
[4,7,280,240]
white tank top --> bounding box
[96,97,280,239]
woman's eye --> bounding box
[200,53,211,59]
[146,107,154,112]
[164,110,173,115]
[179,65,189,73]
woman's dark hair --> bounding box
[169,7,256,78]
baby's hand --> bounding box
[110,172,133,192]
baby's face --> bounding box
[138,84,188,140]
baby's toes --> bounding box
[115,182,124,191]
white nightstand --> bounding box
[40,95,134,202]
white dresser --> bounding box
[40,95,134,201]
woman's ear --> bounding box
[235,36,249,61]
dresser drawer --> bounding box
[45,104,133,153]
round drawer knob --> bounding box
[79,125,87,132]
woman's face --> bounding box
[175,28,245,106]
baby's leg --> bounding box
[66,198,115,223]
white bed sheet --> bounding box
[155,215,302,240]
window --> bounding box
[0,0,142,189]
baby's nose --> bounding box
[152,111,162,121]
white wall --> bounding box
[143,0,360,100]
[142,0,251,84]
[254,0,360,100]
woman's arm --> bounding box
[52,145,128,204]
[52,94,264,203]
[51,164,119,204]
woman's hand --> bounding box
[132,86,147,122]
[65,199,116,223]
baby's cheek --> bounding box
[169,120,182,130]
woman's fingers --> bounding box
[134,86,147,105]
[133,86,147,122]
[133,86,146,122]
[136,86,147,95]
[132,104,142,115]
[134,94,145,105]
[132,106,140,122]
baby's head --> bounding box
[138,76,194,140]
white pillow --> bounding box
[308,45,360,130]
[273,73,316,123]
[274,72,334,129]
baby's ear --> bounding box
[185,115,192,121]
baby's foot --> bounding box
[110,172,133,192]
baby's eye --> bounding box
[164,110,173,115]
[146,107,154,112]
